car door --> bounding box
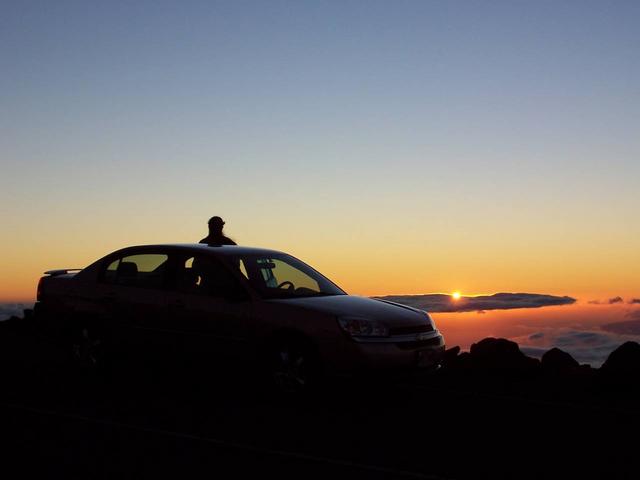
[95,250,172,367]
[165,253,254,370]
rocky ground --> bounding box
[1,311,639,479]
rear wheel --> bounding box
[70,325,105,372]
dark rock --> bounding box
[541,348,580,372]
[469,337,540,370]
[441,346,461,369]
[452,351,472,368]
[601,341,640,373]
[446,345,460,355]
[2,315,23,327]
[443,345,460,360]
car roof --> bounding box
[117,243,287,257]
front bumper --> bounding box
[326,330,446,374]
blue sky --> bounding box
[1,1,639,299]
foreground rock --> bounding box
[541,347,580,372]
[469,337,540,371]
[600,341,640,374]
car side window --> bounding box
[177,255,246,298]
[103,259,119,284]
[259,258,320,292]
[101,253,169,289]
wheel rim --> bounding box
[272,348,307,393]
[72,328,102,368]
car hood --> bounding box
[268,294,430,327]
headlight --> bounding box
[338,317,389,337]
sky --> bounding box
[1,0,639,302]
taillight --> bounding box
[37,277,44,301]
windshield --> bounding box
[227,253,346,299]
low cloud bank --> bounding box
[601,309,640,335]
[601,320,640,335]
[374,292,575,313]
[515,329,631,367]
[0,303,34,321]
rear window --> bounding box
[101,253,169,289]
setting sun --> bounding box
[452,291,461,300]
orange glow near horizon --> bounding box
[0,212,639,303]
[452,291,462,300]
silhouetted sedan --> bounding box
[35,244,445,391]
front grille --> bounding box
[395,337,442,350]
[389,324,433,336]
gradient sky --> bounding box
[2,0,639,301]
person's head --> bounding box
[208,216,225,234]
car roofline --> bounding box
[112,243,288,257]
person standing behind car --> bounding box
[199,216,237,245]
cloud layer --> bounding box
[374,292,576,313]
[601,308,640,334]
[601,320,640,335]
[515,329,632,367]
[0,303,33,321]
